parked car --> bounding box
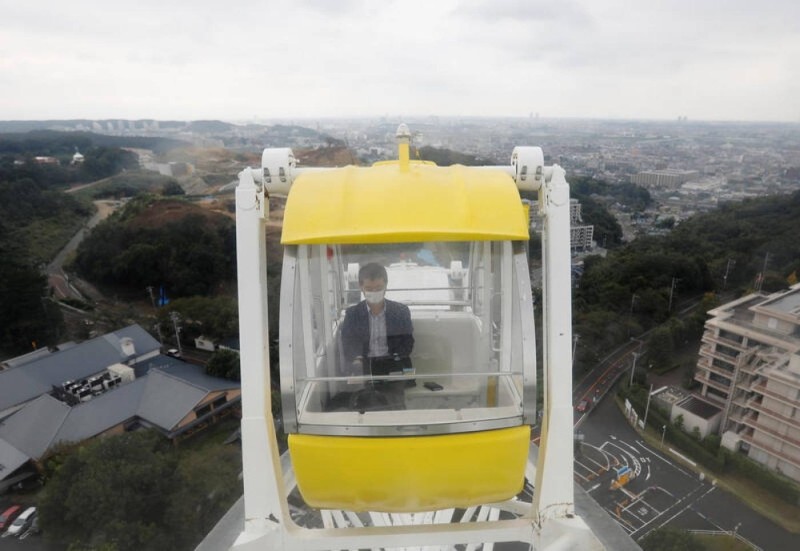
[576,399,589,413]
[28,515,40,535]
[0,505,21,531]
[6,507,36,536]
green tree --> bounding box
[647,326,674,370]
[81,146,139,180]
[164,445,243,545]
[39,429,242,551]
[156,295,238,342]
[38,431,179,550]
[206,348,241,381]
[161,180,185,196]
[0,241,60,352]
[75,199,236,297]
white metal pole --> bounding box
[643,384,654,428]
[231,169,287,548]
[629,352,639,387]
[533,165,575,521]
[668,277,676,312]
[170,311,182,355]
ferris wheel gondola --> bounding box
[231,125,602,550]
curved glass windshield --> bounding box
[279,241,535,436]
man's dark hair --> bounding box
[359,262,387,284]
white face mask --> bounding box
[364,290,385,305]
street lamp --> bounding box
[661,424,667,447]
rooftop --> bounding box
[758,284,800,317]
[0,349,240,483]
[0,325,161,413]
[678,396,722,420]
[654,386,688,406]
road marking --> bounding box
[588,483,600,493]
[584,443,616,470]
[607,442,642,478]
[668,447,698,467]
[620,440,640,454]
[635,439,694,478]
[639,497,662,515]
[632,484,716,539]
[580,452,609,472]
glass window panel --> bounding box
[283,241,531,431]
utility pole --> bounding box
[668,277,678,312]
[643,384,654,428]
[629,352,639,387]
[169,311,183,354]
[146,286,164,345]
[723,258,735,290]
[628,293,639,337]
[572,333,580,367]
[756,252,770,292]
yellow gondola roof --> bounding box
[280,160,529,244]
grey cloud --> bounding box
[296,0,373,17]
[455,0,593,26]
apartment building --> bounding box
[630,169,699,190]
[695,283,800,482]
[527,198,594,252]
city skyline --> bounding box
[1,0,799,123]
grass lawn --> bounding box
[23,214,85,264]
[693,533,753,551]
[179,416,241,455]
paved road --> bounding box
[46,200,118,302]
[578,395,800,550]
[0,533,64,551]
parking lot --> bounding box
[574,433,710,539]
[0,497,64,550]
[578,395,800,550]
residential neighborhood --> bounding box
[0,324,241,494]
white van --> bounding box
[6,506,35,536]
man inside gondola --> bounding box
[340,262,414,410]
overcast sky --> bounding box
[1,0,798,122]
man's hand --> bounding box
[348,357,363,374]
[346,358,363,384]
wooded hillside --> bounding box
[74,197,236,297]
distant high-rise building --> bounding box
[631,169,699,190]
[527,199,594,252]
[694,284,800,482]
